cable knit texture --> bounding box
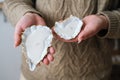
[3,0,120,80]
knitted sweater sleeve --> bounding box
[97,9,120,39]
[3,0,41,26]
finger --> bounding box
[78,25,96,41]
[78,29,88,41]
[35,14,46,26]
[47,54,54,62]
[49,47,55,54]
[14,26,24,47]
[37,20,46,26]
[43,58,49,65]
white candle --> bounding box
[22,25,53,71]
[54,15,83,40]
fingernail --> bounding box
[78,39,82,44]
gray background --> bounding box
[0,9,21,80]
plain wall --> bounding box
[0,10,21,80]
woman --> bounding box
[3,0,120,80]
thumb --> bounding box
[77,28,87,43]
[77,25,96,43]
[14,25,24,47]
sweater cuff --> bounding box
[97,11,119,38]
[3,4,43,26]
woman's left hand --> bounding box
[52,15,108,43]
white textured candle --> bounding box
[22,25,53,71]
[54,15,83,40]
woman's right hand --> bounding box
[14,12,55,65]
[14,13,46,47]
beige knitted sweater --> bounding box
[3,0,120,80]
